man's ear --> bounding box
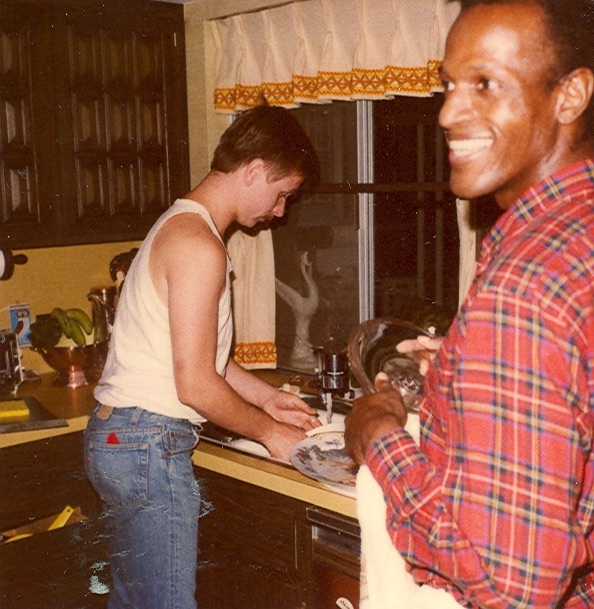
[243,158,266,186]
[556,67,594,126]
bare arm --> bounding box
[150,214,309,461]
[225,358,320,431]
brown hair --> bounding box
[210,105,321,195]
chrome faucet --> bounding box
[313,347,350,423]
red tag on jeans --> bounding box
[106,432,120,445]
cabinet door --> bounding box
[0,520,109,609]
[0,431,102,530]
[0,0,189,248]
[53,6,189,244]
[196,467,310,609]
[0,432,108,609]
[0,4,58,246]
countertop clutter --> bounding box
[1,373,356,518]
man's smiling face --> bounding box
[439,3,564,209]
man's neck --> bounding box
[184,172,237,236]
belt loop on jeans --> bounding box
[130,407,143,427]
[96,403,114,420]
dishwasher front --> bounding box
[306,506,361,609]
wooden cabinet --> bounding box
[196,466,310,608]
[0,0,189,248]
[0,431,101,529]
[196,467,361,609]
[0,431,109,609]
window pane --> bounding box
[270,103,360,373]
[374,193,459,327]
[278,96,461,372]
[373,97,459,332]
[272,192,359,371]
[290,102,358,184]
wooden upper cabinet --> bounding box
[0,0,190,248]
[0,7,54,245]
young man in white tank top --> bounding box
[84,105,321,609]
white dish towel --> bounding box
[227,227,277,369]
[456,197,478,307]
[357,415,464,609]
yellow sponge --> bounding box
[0,400,30,419]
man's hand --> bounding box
[261,390,322,432]
[344,372,407,465]
[261,421,310,462]
[397,334,444,376]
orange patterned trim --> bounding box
[351,67,386,97]
[262,81,298,107]
[427,59,443,91]
[317,70,353,99]
[234,84,265,110]
[234,341,277,366]
[385,65,431,95]
[214,87,236,113]
[293,74,319,102]
[213,61,443,111]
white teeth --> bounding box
[448,138,493,155]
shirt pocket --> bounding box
[85,436,149,508]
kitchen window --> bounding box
[273,96,460,371]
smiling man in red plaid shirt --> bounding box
[345,1,594,607]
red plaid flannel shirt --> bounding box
[368,159,594,608]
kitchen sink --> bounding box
[198,395,350,460]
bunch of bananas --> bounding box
[29,307,95,349]
[50,307,94,347]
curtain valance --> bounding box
[211,0,461,113]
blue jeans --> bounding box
[84,404,201,609]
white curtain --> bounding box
[211,0,461,113]
[456,198,478,307]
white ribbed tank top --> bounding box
[94,199,233,424]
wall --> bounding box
[1,241,139,373]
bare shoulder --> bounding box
[152,212,225,266]
[150,212,226,299]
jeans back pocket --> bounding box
[86,437,149,508]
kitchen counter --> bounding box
[1,374,357,518]
[0,375,94,448]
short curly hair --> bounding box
[456,0,594,141]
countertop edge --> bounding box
[1,414,357,519]
[0,416,89,448]
[193,442,357,518]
